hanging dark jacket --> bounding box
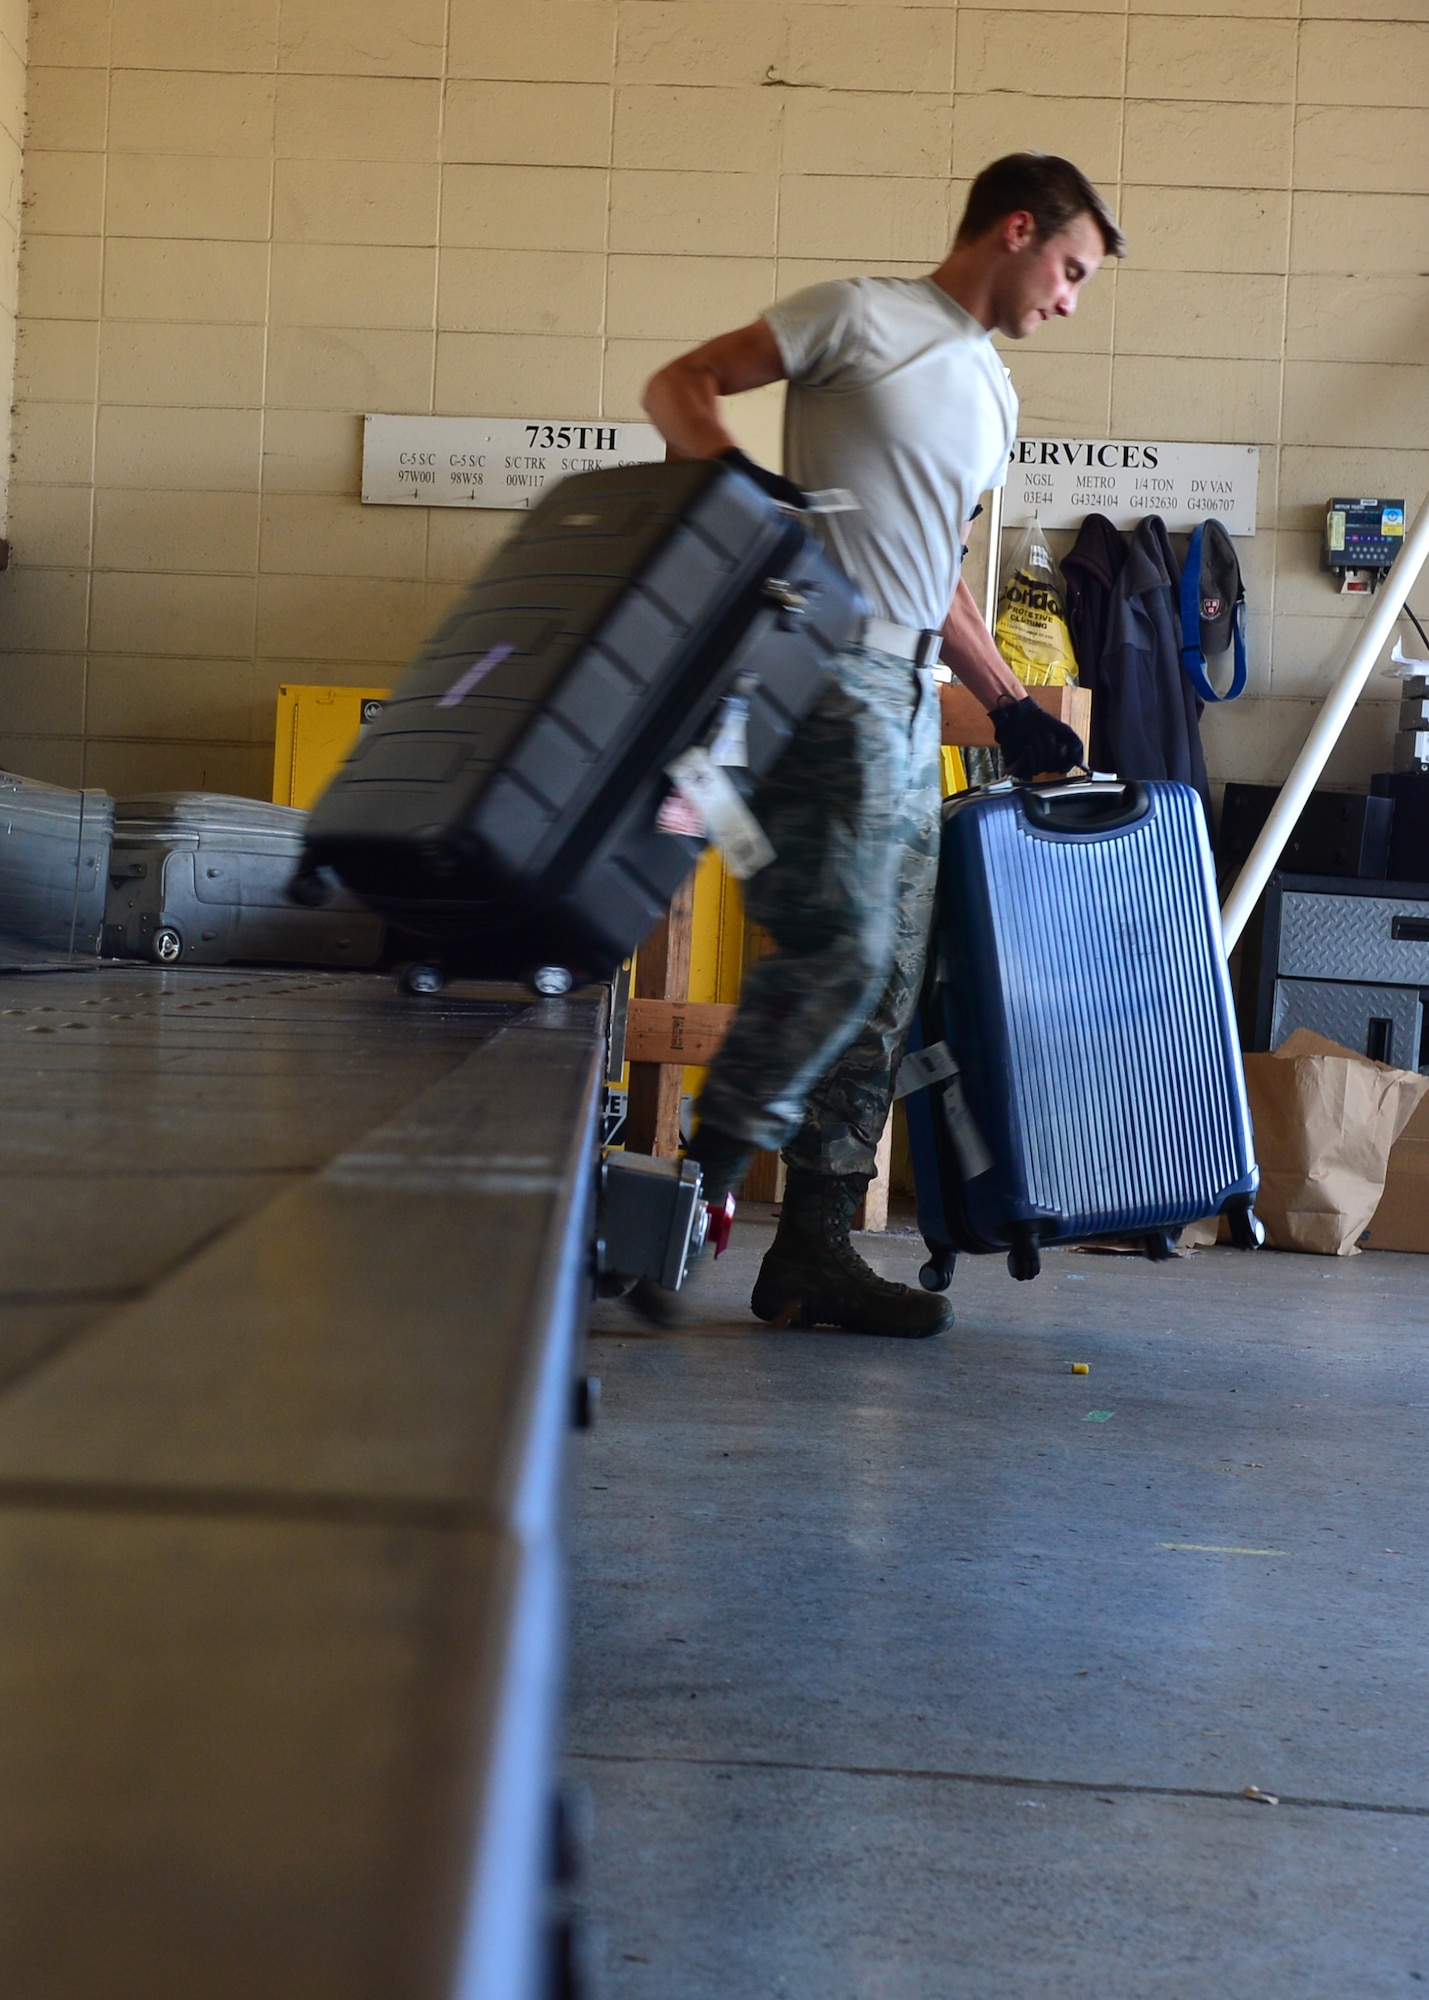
[1061,512,1127,774]
[1094,516,1209,813]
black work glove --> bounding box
[720,446,807,511]
[989,694,1084,780]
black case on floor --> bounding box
[1217,781,1392,884]
[301,460,866,980]
[1370,771,1429,884]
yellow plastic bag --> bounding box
[994,523,1078,688]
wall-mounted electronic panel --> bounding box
[1323,497,1405,595]
[1325,498,1404,573]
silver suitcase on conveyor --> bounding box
[103,793,386,968]
[0,770,114,962]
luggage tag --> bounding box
[894,1040,958,1100]
[708,675,756,769]
[655,788,707,839]
[893,1038,993,1177]
[664,746,774,879]
[942,1067,994,1181]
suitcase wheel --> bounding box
[1006,1229,1041,1284]
[530,965,574,998]
[286,865,330,909]
[397,961,446,996]
[1141,1229,1177,1263]
[918,1253,955,1293]
[1224,1196,1265,1251]
[151,927,183,965]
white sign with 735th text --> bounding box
[361,414,666,509]
[1002,440,1259,537]
[361,416,1259,537]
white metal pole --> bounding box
[1221,498,1429,954]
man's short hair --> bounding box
[956,153,1125,258]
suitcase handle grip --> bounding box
[1019,782,1151,836]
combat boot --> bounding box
[750,1167,952,1337]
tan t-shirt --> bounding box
[764,275,1017,632]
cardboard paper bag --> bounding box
[1362,1094,1429,1253]
[1240,1029,1429,1256]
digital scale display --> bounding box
[1325,498,1405,572]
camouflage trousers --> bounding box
[695,642,942,1180]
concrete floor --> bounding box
[570,1212,1429,1999]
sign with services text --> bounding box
[361,415,666,509]
[1002,440,1259,537]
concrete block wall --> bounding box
[0,0,25,536]
[0,0,1425,798]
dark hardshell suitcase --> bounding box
[904,780,1261,1287]
[300,459,866,982]
[103,794,385,968]
[0,772,114,962]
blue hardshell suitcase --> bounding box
[299,459,865,985]
[903,779,1261,1287]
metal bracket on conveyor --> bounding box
[597,1151,708,1294]
[605,957,632,1084]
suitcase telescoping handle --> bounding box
[1018,780,1151,836]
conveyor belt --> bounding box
[0,965,606,2000]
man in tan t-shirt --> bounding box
[642,153,1123,1336]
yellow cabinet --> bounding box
[681,846,750,1094]
[275,685,756,1106]
[272,684,391,810]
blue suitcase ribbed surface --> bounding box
[918,781,1257,1252]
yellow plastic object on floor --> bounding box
[272,684,391,810]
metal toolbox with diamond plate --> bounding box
[1271,978,1422,1070]
[1239,872,1429,1068]
[1278,888,1429,983]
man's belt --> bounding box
[862,618,944,670]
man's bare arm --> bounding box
[940,573,1023,710]
[642,320,788,459]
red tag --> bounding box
[656,787,706,838]
[706,1192,736,1257]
